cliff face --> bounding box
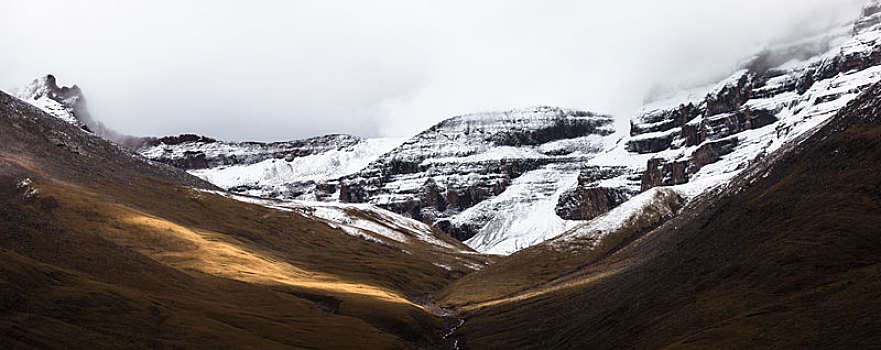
[623,4,881,195]
[13,74,94,130]
[555,166,637,221]
[139,134,402,200]
[524,2,881,254]
[141,134,363,170]
[337,107,618,252]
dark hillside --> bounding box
[0,90,485,349]
[453,82,881,349]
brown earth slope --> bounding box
[4,76,881,349]
[0,91,489,350]
[442,83,881,349]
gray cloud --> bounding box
[0,0,867,141]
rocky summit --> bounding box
[14,74,93,130]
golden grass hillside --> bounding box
[0,91,489,349]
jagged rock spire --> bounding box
[14,74,94,129]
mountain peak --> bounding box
[18,74,83,104]
[14,74,93,129]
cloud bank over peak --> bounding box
[0,0,866,141]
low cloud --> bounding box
[0,0,866,141]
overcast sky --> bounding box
[0,0,867,142]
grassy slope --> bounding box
[0,92,486,349]
[436,188,684,307]
[449,84,881,349]
[4,78,881,350]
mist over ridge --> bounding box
[0,0,867,142]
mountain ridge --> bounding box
[13,2,881,255]
[3,1,881,349]
[442,74,881,350]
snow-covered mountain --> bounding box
[339,1,881,254]
[18,1,881,255]
[13,74,93,129]
[140,134,404,200]
[135,106,620,254]
[548,1,881,250]
[337,107,620,254]
[12,74,148,148]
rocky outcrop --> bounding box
[152,134,218,146]
[854,0,881,35]
[14,74,94,130]
[339,157,546,224]
[141,134,365,170]
[632,6,881,195]
[630,103,701,136]
[0,90,214,190]
[688,138,739,172]
[12,74,161,150]
[640,159,688,192]
[641,138,739,191]
[337,107,617,243]
[705,74,752,116]
[631,77,777,155]
[556,187,635,221]
[556,166,639,221]
[137,134,403,201]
